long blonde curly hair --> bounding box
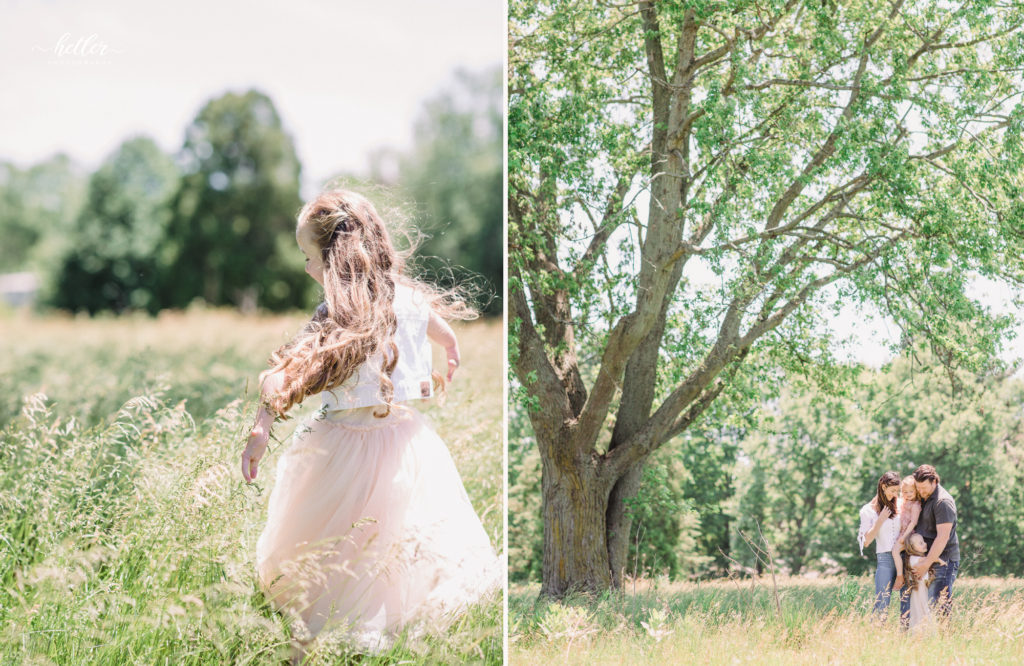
[262,189,476,418]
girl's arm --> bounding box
[241,305,323,483]
[898,503,921,543]
[892,542,905,584]
[427,311,460,382]
[913,523,953,580]
[241,368,286,483]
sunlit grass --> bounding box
[0,308,503,664]
[509,576,1024,664]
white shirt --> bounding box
[319,283,434,411]
[858,501,900,556]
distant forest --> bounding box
[0,67,501,315]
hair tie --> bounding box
[332,216,355,240]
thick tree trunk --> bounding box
[605,261,683,586]
[540,452,614,596]
[605,463,643,584]
[601,9,694,582]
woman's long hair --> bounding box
[262,189,476,418]
[874,471,901,516]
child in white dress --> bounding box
[897,532,944,631]
[240,189,501,656]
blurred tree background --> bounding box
[50,137,178,314]
[370,68,503,313]
[158,90,306,313]
[0,66,501,315]
[0,155,86,276]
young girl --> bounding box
[896,532,945,630]
[240,189,501,656]
[890,474,921,620]
[896,475,921,546]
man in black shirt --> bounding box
[906,464,960,620]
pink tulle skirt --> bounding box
[255,403,501,653]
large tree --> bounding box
[51,136,178,314]
[161,90,307,311]
[0,155,85,275]
[509,0,1024,596]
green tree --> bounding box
[733,458,769,575]
[50,136,179,313]
[0,155,86,275]
[738,389,865,575]
[160,90,307,311]
[622,448,704,580]
[865,349,1024,575]
[393,68,503,314]
[508,400,544,583]
[678,421,742,576]
[509,0,1024,596]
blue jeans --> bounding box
[929,559,959,615]
[874,552,897,614]
[899,559,959,625]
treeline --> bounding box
[1,67,501,315]
[509,348,1024,582]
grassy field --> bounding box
[0,307,503,665]
[510,576,1024,664]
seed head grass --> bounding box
[0,308,502,664]
[510,576,1024,664]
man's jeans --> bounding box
[929,559,960,613]
[899,559,960,625]
[874,551,897,614]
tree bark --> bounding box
[605,464,643,585]
[540,448,614,596]
[605,271,682,586]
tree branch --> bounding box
[764,0,905,232]
[573,174,634,283]
[510,272,574,443]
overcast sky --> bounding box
[0,0,503,196]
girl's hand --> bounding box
[894,575,904,590]
[427,312,461,382]
[446,344,461,382]
[242,423,270,483]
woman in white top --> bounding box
[857,471,902,616]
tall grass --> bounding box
[510,576,1024,664]
[0,308,503,664]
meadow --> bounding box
[0,307,503,665]
[510,576,1024,664]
